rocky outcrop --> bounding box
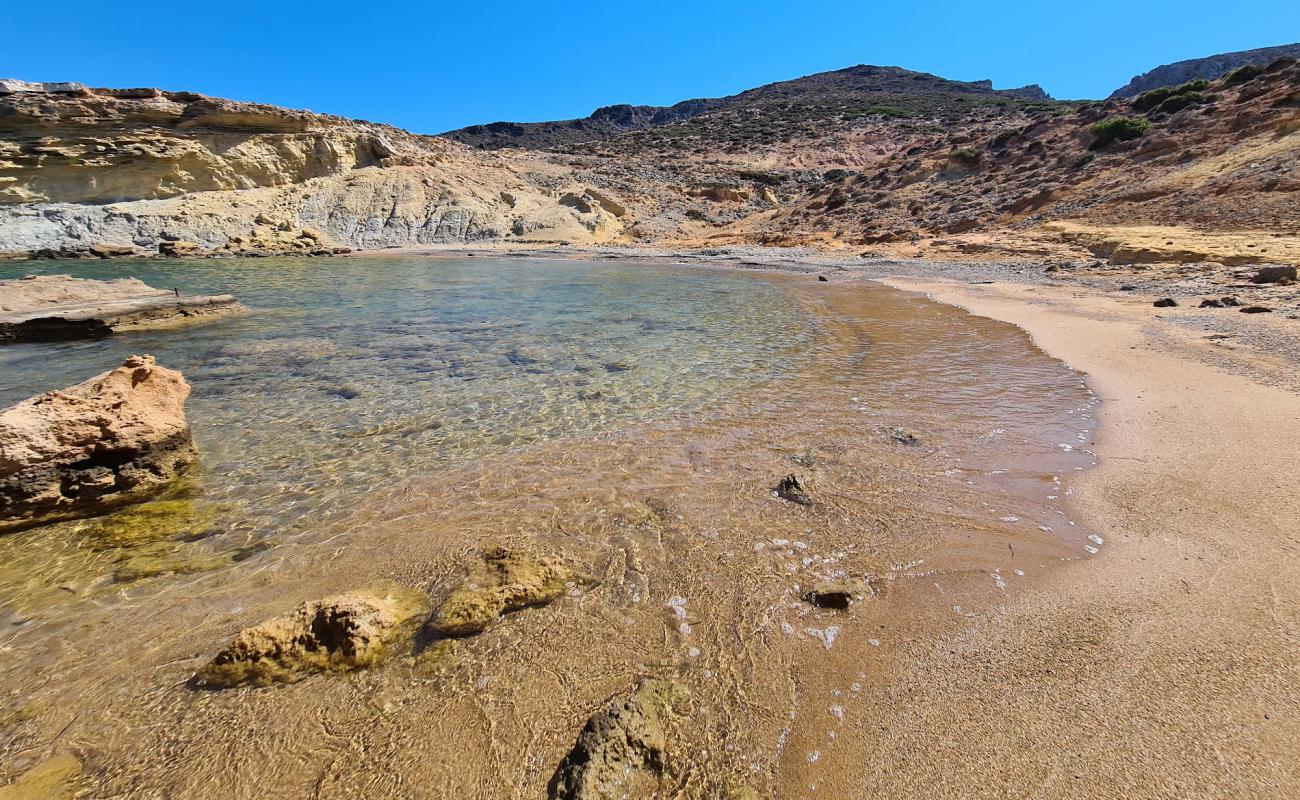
[427,546,592,637]
[548,679,688,800]
[0,275,240,342]
[195,588,431,688]
[1109,43,1300,98]
[0,355,196,532]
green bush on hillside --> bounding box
[1089,116,1151,149]
[1131,80,1210,113]
[951,146,981,164]
[1219,63,1264,88]
[1151,91,1204,115]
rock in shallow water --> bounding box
[428,546,593,638]
[195,588,431,688]
[0,355,196,532]
[548,679,688,800]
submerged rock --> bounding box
[548,679,688,800]
[0,355,196,532]
[803,578,882,610]
[195,588,430,688]
[428,546,592,637]
[888,427,920,445]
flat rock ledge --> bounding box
[0,355,196,532]
[0,274,241,343]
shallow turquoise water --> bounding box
[0,256,818,563]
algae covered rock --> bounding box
[429,546,592,638]
[0,355,196,532]
[196,588,430,688]
[548,679,689,800]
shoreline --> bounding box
[855,277,1300,796]
[0,252,1295,796]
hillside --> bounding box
[443,65,1052,151]
[1109,42,1300,98]
[1,55,1298,274]
[442,98,719,150]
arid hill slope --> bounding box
[1,57,1298,271]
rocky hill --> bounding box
[1109,42,1300,98]
[442,98,719,150]
[1,54,1298,270]
[443,65,1052,151]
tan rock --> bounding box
[196,588,431,688]
[157,240,201,257]
[549,679,688,800]
[0,355,196,532]
[429,546,593,637]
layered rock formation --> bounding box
[0,355,196,531]
[0,82,635,255]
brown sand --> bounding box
[851,278,1300,798]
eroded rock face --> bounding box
[548,679,688,800]
[428,546,591,638]
[0,355,196,532]
[196,588,431,688]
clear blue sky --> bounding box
[4,1,1297,133]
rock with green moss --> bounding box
[548,679,689,800]
[195,587,430,688]
[429,546,592,637]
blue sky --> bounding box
[4,1,1297,133]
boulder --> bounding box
[1249,265,1297,284]
[427,546,592,637]
[158,240,201,257]
[87,243,140,258]
[1153,298,1178,308]
[548,679,688,800]
[196,588,431,688]
[0,355,196,532]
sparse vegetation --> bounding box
[1219,63,1264,87]
[1151,91,1205,115]
[1131,80,1209,113]
[951,146,981,164]
[1089,116,1151,149]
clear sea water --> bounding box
[0,256,818,570]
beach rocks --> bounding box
[548,679,688,800]
[0,355,196,532]
[427,546,592,638]
[196,588,431,688]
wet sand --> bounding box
[863,278,1299,798]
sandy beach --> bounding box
[851,277,1300,798]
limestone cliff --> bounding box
[0,81,634,255]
